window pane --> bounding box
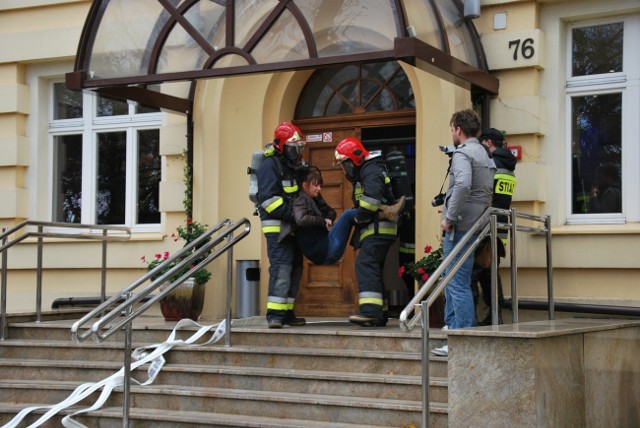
[571,93,622,214]
[135,103,160,114]
[572,23,623,77]
[137,129,161,224]
[53,83,83,120]
[97,95,129,117]
[97,132,127,224]
[53,135,83,223]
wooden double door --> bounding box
[293,113,415,317]
[293,127,357,317]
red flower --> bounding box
[417,267,425,274]
[397,265,406,277]
[163,251,170,260]
[155,253,162,260]
[187,218,193,224]
[141,255,146,262]
[424,245,432,254]
[421,273,430,281]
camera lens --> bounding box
[431,193,445,207]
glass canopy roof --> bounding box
[68,0,497,111]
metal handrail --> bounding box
[71,218,251,343]
[0,221,131,340]
[70,218,251,427]
[399,207,553,428]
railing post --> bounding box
[510,208,518,323]
[1,228,8,341]
[36,226,44,322]
[122,293,133,428]
[545,215,555,320]
[225,229,233,347]
[101,229,108,304]
[421,300,430,428]
[490,212,499,325]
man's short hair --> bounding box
[479,128,505,147]
[450,109,481,138]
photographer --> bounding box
[431,109,495,357]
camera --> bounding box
[431,193,446,207]
[439,145,456,155]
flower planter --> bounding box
[160,277,206,321]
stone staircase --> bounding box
[0,314,449,427]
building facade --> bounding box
[0,0,638,319]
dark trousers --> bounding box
[265,233,303,320]
[471,261,505,321]
[355,235,394,318]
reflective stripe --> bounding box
[261,219,281,234]
[359,297,384,306]
[399,242,415,254]
[354,183,363,201]
[267,301,289,311]
[359,222,397,241]
[359,195,381,212]
[282,179,298,194]
[384,176,391,184]
[358,291,384,307]
[262,196,284,213]
[494,173,516,196]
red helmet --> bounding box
[273,122,304,154]
[334,137,369,167]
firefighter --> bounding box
[334,137,399,327]
[257,121,307,329]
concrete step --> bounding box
[0,403,449,427]
[0,316,450,427]
[6,317,448,352]
[0,381,448,427]
[0,361,448,403]
[0,340,449,377]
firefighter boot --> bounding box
[378,195,406,223]
[267,309,286,329]
[283,310,306,326]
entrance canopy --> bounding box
[67,0,498,112]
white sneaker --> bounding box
[431,345,448,356]
[441,325,449,331]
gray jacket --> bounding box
[443,138,496,232]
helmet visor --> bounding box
[339,159,357,180]
[283,141,305,161]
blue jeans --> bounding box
[443,229,477,329]
[323,209,356,265]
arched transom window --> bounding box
[296,62,414,118]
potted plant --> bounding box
[142,218,211,321]
[398,241,446,328]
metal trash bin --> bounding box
[236,260,260,317]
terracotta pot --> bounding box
[160,277,206,321]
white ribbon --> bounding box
[2,317,244,428]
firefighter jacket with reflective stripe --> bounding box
[351,156,398,241]
[256,154,299,235]
[490,147,517,242]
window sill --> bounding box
[551,223,640,236]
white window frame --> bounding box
[48,80,163,232]
[565,15,640,225]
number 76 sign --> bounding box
[482,29,545,71]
